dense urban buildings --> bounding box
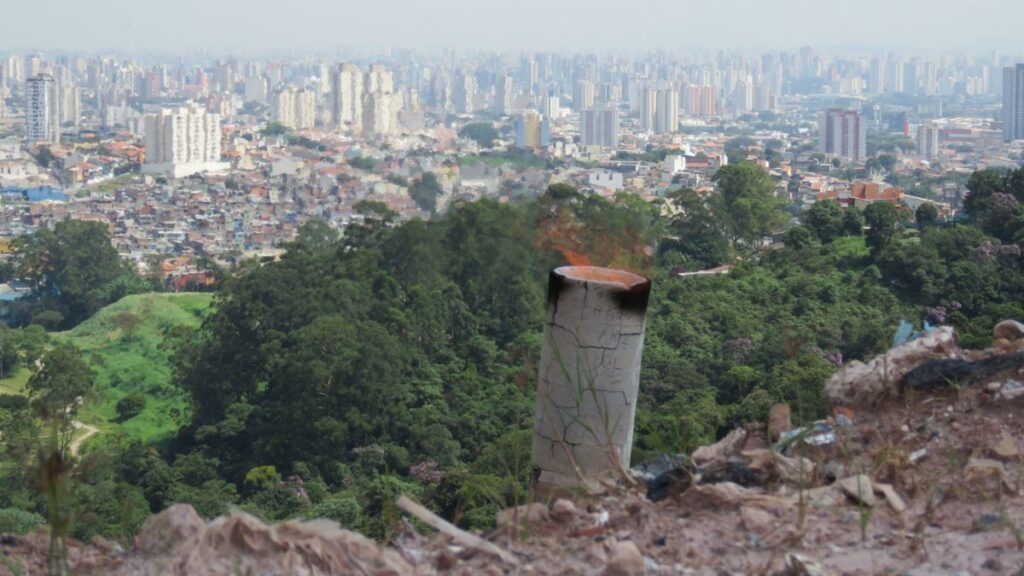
[580,105,619,148]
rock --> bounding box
[743,449,815,485]
[740,506,775,534]
[785,553,835,576]
[838,475,876,507]
[603,541,644,576]
[826,326,959,405]
[768,403,793,442]
[964,457,1015,494]
[692,428,747,465]
[496,503,550,529]
[872,482,907,514]
[136,503,204,556]
[551,499,578,522]
[173,512,412,576]
[991,433,1021,461]
[994,320,1024,342]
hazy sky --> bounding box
[3,0,1022,55]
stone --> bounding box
[993,320,1024,342]
[872,483,907,514]
[551,499,578,522]
[838,475,876,507]
[603,541,645,576]
[136,503,204,556]
[496,503,550,529]
[991,433,1021,461]
[692,428,747,465]
[768,403,793,442]
[740,506,775,534]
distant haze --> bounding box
[3,0,1023,55]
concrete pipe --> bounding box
[532,265,651,487]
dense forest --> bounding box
[1,164,1023,541]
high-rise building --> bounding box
[515,110,550,149]
[362,64,395,138]
[272,87,316,130]
[453,70,476,114]
[143,104,228,177]
[494,74,513,115]
[818,108,866,162]
[580,105,619,148]
[916,123,940,161]
[25,74,58,144]
[654,88,679,134]
[332,63,363,133]
[639,87,657,131]
[575,80,595,111]
[731,79,752,115]
[542,87,560,119]
[1002,63,1024,142]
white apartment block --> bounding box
[272,87,316,130]
[25,74,59,145]
[332,63,363,133]
[362,64,394,138]
[143,104,228,178]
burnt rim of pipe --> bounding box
[547,266,652,315]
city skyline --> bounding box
[3,0,1024,55]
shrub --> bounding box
[0,507,45,534]
[115,394,146,422]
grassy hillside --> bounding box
[53,292,214,448]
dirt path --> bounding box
[69,420,99,456]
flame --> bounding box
[536,204,649,274]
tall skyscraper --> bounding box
[916,123,940,161]
[25,74,59,144]
[575,80,595,111]
[1002,63,1024,142]
[332,63,363,134]
[640,87,657,131]
[580,105,619,148]
[362,64,394,138]
[143,104,227,177]
[818,108,866,162]
[654,88,679,134]
[494,74,513,115]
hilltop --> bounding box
[54,292,213,448]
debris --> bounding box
[692,428,747,465]
[678,482,792,512]
[826,326,959,405]
[603,541,644,576]
[768,403,793,442]
[632,454,695,502]
[838,475,876,507]
[776,422,835,452]
[397,496,518,566]
[740,506,775,534]
[873,483,907,514]
[998,379,1024,401]
[993,320,1024,342]
[743,449,815,485]
[900,352,1024,390]
[823,461,845,483]
[784,553,835,576]
[909,448,928,463]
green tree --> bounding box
[863,202,899,256]
[915,202,939,228]
[803,200,844,243]
[963,169,1006,219]
[410,173,444,213]
[115,394,146,422]
[842,208,864,236]
[660,188,730,268]
[14,220,139,328]
[294,219,339,251]
[26,344,96,456]
[712,163,787,247]
[458,123,499,147]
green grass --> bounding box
[0,366,31,396]
[52,292,214,449]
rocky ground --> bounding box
[3,322,1024,575]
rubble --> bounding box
[993,320,1024,342]
[838,475,876,507]
[825,326,959,405]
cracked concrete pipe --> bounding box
[532,266,651,487]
